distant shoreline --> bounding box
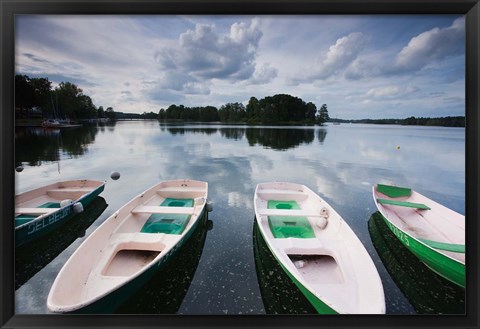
[328,116,465,128]
[16,116,465,128]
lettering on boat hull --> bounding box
[26,207,72,235]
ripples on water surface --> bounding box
[15,121,465,314]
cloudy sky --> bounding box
[15,15,465,119]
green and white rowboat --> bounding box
[373,183,465,288]
[47,179,208,313]
[254,182,386,314]
[15,179,105,247]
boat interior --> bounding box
[85,183,207,296]
[288,254,344,284]
[375,185,465,263]
[16,180,102,211]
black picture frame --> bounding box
[1,0,479,328]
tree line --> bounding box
[329,116,465,127]
[15,74,115,121]
[17,75,329,125]
[158,94,330,125]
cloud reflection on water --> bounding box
[15,121,465,314]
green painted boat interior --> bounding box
[377,198,431,210]
[267,200,315,239]
[140,198,193,234]
[377,184,412,198]
[15,202,61,227]
[418,238,465,253]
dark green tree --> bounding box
[15,75,36,117]
[246,97,260,122]
[97,106,105,118]
[218,102,246,122]
[55,82,84,119]
[30,77,53,115]
[305,102,317,122]
[105,107,116,120]
[317,104,329,125]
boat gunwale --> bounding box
[15,180,106,230]
[47,179,208,313]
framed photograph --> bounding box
[1,0,478,328]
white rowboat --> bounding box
[254,182,385,314]
[373,183,465,287]
[15,179,105,247]
[47,179,208,313]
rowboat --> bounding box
[368,212,465,314]
[15,180,105,247]
[372,183,465,288]
[47,179,209,313]
[253,182,385,314]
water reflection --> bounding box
[368,212,465,314]
[246,128,315,150]
[160,125,321,150]
[15,126,99,166]
[14,121,465,314]
[317,128,327,144]
[15,197,108,289]
[166,127,218,135]
[219,127,245,140]
[253,222,316,314]
[115,213,211,314]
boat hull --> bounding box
[379,213,465,288]
[253,222,317,314]
[372,184,465,288]
[254,182,385,314]
[15,182,105,247]
[67,208,206,314]
[368,212,465,314]
[256,224,337,314]
[16,197,108,290]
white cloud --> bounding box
[250,63,278,84]
[15,15,465,117]
[366,85,419,99]
[393,17,464,72]
[290,32,369,83]
[155,19,263,81]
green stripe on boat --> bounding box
[267,200,315,239]
[377,184,412,198]
[377,198,430,210]
[39,202,61,208]
[15,215,37,227]
[418,238,465,253]
[15,202,62,227]
[141,198,193,235]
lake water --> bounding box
[14,121,465,315]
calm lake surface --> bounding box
[14,121,465,315]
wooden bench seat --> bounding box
[257,209,322,217]
[15,207,58,215]
[131,205,195,215]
